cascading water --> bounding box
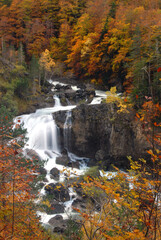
[15,81,109,226]
[15,90,88,224]
[64,110,72,151]
[19,96,61,153]
[53,95,61,107]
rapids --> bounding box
[15,80,108,225]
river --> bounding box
[14,80,108,227]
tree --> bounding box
[73,98,161,240]
[45,0,61,38]
[18,42,25,65]
[39,49,55,84]
[0,106,51,239]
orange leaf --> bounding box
[136,113,140,118]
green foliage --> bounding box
[64,218,83,240]
[0,0,12,6]
[84,166,100,179]
[1,0,161,108]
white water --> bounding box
[15,80,111,225]
[15,83,90,224]
[90,90,108,105]
[64,110,72,150]
[49,80,80,91]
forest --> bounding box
[0,0,161,239]
[0,0,161,111]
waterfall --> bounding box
[20,113,60,153]
[64,110,72,151]
[14,82,108,225]
[54,95,61,107]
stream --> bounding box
[14,80,108,227]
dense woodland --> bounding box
[0,0,161,111]
[0,0,161,239]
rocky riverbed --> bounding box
[17,78,150,234]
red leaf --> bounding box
[157,67,161,72]
[14,150,18,155]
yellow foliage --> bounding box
[39,49,55,72]
[76,144,161,240]
[106,86,132,113]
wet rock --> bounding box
[61,148,68,155]
[67,161,80,169]
[43,178,48,182]
[55,84,71,91]
[47,201,64,214]
[77,83,86,89]
[73,183,87,198]
[64,89,76,100]
[49,215,67,233]
[37,182,45,189]
[45,183,70,202]
[38,167,47,175]
[49,215,81,233]
[50,168,60,181]
[72,197,87,211]
[24,148,41,161]
[56,154,70,166]
[65,104,149,169]
[95,150,106,162]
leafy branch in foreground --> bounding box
[0,106,51,239]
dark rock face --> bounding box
[44,183,70,202]
[54,103,149,169]
[50,168,60,181]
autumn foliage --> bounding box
[0,107,51,239]
[73,99,161,240]
[0,0,161,109]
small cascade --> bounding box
[54,95,61,107]
[64,110,72,151]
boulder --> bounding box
[72,197,87,211]
[50,168,60,181]
[24,148,41,161]
[54,84,71,91]
[56,154,70,166]
[67,161,80,169]
[44,183,70,202]
[49,215,67,233]
[47,201,64,214]
[38,167,47,175]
